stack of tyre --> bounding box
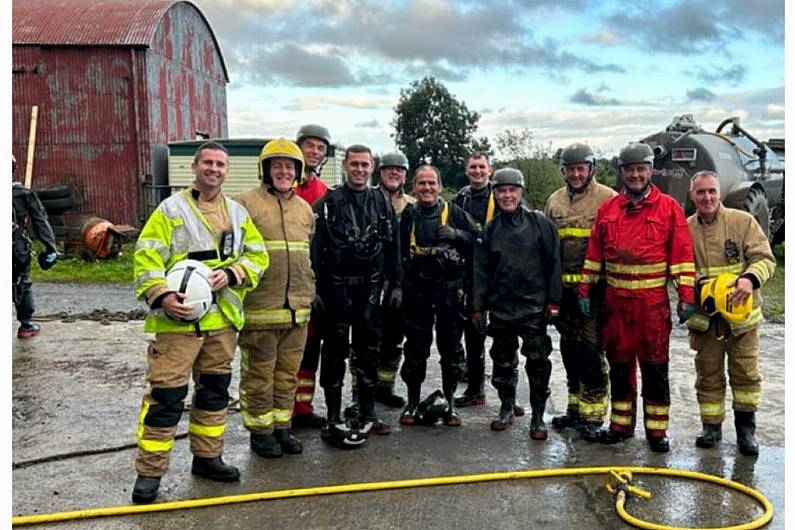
[36,186,74,238]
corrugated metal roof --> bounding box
[13,0,228,80]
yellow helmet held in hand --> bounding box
[700,273,753,324]
[258,138,305,186]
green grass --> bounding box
[30,242,134,284]
[761,243,784,322]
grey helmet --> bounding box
[379,151,409,171]
[296,124,331,147]
[560,143,595,167]
[618,142,654,167]
[492,167,524,188]
[418,390,450,425]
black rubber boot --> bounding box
[552,405,580,429]
[490,400,515,431]
[375,384,406,408]
[274,429,303,454]
[321,388,343,442]
[292,412,326,429]
[528,371,550,441]
[400,386,422,426]
[455,379,486,407]
[695,423,722,449]
[191,456,240,482]
[131,475,161,504]
[343,390,359,420]
[442,382,462,427]
[735,411,759,456]
[250,432,282,458]
[581,422,602,443]
[647,435,670,453]
[597,428,633,445]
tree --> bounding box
[392,77,483,189]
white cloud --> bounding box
[283,95,395,111]
[582,28,626,46]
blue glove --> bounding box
[38,251,58,271]
[578,298,591,318]
[677,302,696,324]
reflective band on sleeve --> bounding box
[133,269,166,292]
[606,261,667,274]
[668,262,695,274]
[679,276,695,286]
[583,259,602,272]
[136,239,171,263]
[189,422,226,438]
[698,263,745,277]
[264,240,310,252]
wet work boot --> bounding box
[528,372,550,440]
[597,428,633,445]
[17,321,41,339]
[442,382,463,427]
[292,411,326,429]
[695,423,722,449]
[375,383,406,408]
[321,388,344,444]
[250,432,282,458]
[490,400,515,431]
[581,422,602,443]
[454,382,486,407]
[647,435,670,453]
[191,456,240,482]
[131,475,161,504]
[274,429,303,454]
[552,405,581,429]
[400,386,422,426]
[343,390,359,420]
[735,411,759,456]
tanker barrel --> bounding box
[653,145,667,158]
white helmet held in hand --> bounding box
[165,259,213,323]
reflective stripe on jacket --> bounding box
[545,180,616,286]
[236,186,315,328]
[686,203,775,335]
[134,189,268,333]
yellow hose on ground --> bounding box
[12,465,773,529]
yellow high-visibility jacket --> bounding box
[236,186,315,328]
[687,203,775,335]
[134,188,269,333]
[544,180,616,287]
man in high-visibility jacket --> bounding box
[578,142,695,453]
[236,138,315,459]
[292,124,331,429]
[686,170,775,456]
[544,143,615,440]
[131,142,268,504]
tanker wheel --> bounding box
[741,187,770,240]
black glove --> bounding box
[388,287,403,310]
[311,294,325,314]
[436,225,460,243]
[38,251,58,271]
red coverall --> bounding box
[577,185,695,438]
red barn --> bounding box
[12,0,229,226]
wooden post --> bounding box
[24,105,38,189]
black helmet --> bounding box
[492,168,524,188]
[618,142,654,167]
[418,390,450,425]
[560,143,595,166]
[296,124,331,147]
[379,151,409,171]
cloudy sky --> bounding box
[193,0,784,158]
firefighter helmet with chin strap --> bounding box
[322,419,370,449]
[560,143,596,187]
[492,168,525,188]
[379,151,409,171]
[165,259,214,323]
[418,390,450,425]
[258,138,304,189]
[699,272,753,324]
[618,142,654,167]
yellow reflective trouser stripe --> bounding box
[611,414,632,425]
[246,308,310,325]
[189,422,225,438]
[611,400,632,412]
[378,369,397,383]
[562,273,584,284]
[297,378,315,387]
[137,401,175,453]
[606,261,667,274]
[264,240,310,252]
[700,402,724,416]
[645,419,668,430]
[698,263,745,277]
[733,389,760,406]
[558,227,591,238]
[644,404,669,416]
[607,276,667,289]
[295,392,313,402]
[568,393,579,406]
[580,401,606,417]
[273,408,293,423]
[242,409,274,428]
[669,262,695,274]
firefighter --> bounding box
[312,144,401,448]
[235,138,315,458]
[12,154,58,338]
[131,142,268,503]
[472,168,562,439]
[452,153,495,408]
[686,170,775,456]
[578,142,696,453]
[544,144,615,439]
[398,165,477,426]
[374,152,416,407]
[292,124,331,429]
